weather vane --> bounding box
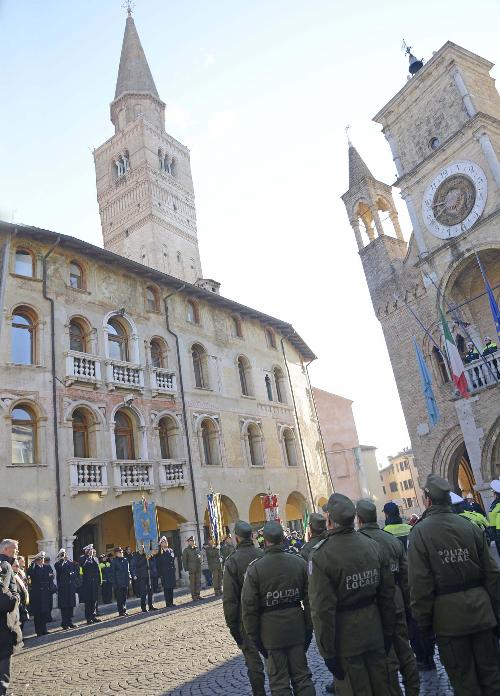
[401,39,412,56]
[122,0,135,16]
[345,124,352,145]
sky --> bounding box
[1,0,500,465]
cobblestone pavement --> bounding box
[12,590,453,696]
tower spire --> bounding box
[347,140,375,189]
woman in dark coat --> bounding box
[27,552,55,636]
[54,549,77,629]
[156,537,176,607]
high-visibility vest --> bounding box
[384,523,412,538]
[459,510,488,528]
[488,501,500,531]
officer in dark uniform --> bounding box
[408,473,500,696]
[223,520,265,696]
[79,544,101,624]
[482,336,498,356]
[131,545,157,612]
[356,499,420,696]
[27,551,54,637]
[242,521,315,696]
[309,493,395,694]
[299,514,326,562]
[156,536,177,607]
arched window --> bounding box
[231,315,243,338]
[456,334,466,357]
[15,249,34,277]
[170,158,177,177]
[433,346,450,384]
[159,416,178,460]
[11,405,36,464]
[187,300,199,324]
[201,419,220,466]
[69,261,84,290]
[273,367,286,404]
[72,408,90,458]
[69,319,86,353]
[283,429,298,467]
[237,356,252,396]
[265,374,273,401]
[150,338,165,368]
[146,286,159,312]
[114,410,135,460]
[192,344,208,388]
[107,318,129,362]
[11,307,36,365]
[265,328,277,349]
[247,423,264,467]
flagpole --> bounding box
[397,293,443,353]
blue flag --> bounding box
[413,337,440,427]
[476,253,500,339]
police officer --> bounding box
[223,520,265,696]
[220,534,235,567]
[483,336,498,356]
[110,547,131,617]
[299,513,326,562]
[182,536,201,601]
[156,536,176,607]
[205,539,223,596]
[242,521,315,696]
[383,502,412,550]
[488,479,500,556]
[309,493,395,694]
[79,544,102,624]
[356,499,420,696]
[27,551,54,637]
[54,549,77,630]
[131,545,157,612]
[408,473,500,695]
[464,342,480,363]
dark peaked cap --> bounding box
[425,473,451,499]
[326,493,355,525]
[263,521,284,544]
[356,499,377,522]
[309,513,326,531]
[234,520,252,538]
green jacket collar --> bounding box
[358,522,380,530]
[264,544,285,554]
[423,504,452,518]
[325,526,355,537]
[236,539,254,549]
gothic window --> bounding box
[265,374,273,401]
[433,346,450,384]
[107,318,129,362]
[158,416,178,460]
[11,307,36,365]
[114,410,135,460]
[72,408,90,458]
[170,158,177,177]
[201,419,220,466]
[237,356,253,396]
[283,428,298,467]
[159,150,172,174]
[247,424,264,467]
[187,300,199,324]
[146,286,159,312]
[265,328,277,349]
[114,151,130,178]
[192,343,208,389]
[69,319,87,353]
[150,338,167,368]
[231,315,243,338]
[69,261,84,290]
[14,249,34,277]
[11,405,36,465]
[273,367,286,404]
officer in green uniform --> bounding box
[408,473,500,696]
[309,493,395,695]
[299,513,326,562]
[181,536,201,601]
[356,499,420,696]
[383,502,412,550]
[488,479,500,556]
[220,535,235,567]
[205,539,223,596]
[241,521,315,696]
[223,520,266,696]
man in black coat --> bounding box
[79,544,101,624]
[54,549,77,630]
[131,545,157,613]
[0,539,20,696]
[156,537,176,608]
[111,547,131,617]
[27,552,55,637]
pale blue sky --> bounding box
[1,0,499,463]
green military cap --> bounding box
[355,498,377,523]
[424,473,451,499]
[234,520,252,538]
[263,521,284,544]
[326,493,355,525]
[309,513,326,531]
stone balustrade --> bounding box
[65,350,101,386]
[112,460,154,494]
[152,367,177,394]
[105,359,144,391]
[464,349,500,393]
[159,459,187,489]
[69,458,108,496]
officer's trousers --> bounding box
[266,644,315,696]
[336,649,389,696]
[392,611,420,696]
[437,628,500,696]
[189,571,201,599]
[212,568,223,595]
[241,631,266,696]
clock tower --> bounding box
[93,11,203,282]
[342,42,500,505]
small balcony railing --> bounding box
[65,351,101,386]
[151,367,177,395]
[112,460,154,495]
[159,459,187,489]
[69,458,108,496]
[464,350,500,393]
[105,359,144,391]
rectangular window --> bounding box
[389,481,398,493]
[12,424,34,464]
[408,479,414,489]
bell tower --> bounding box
[93,9,202,282]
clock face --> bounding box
[422,160,487,239]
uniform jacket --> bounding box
[299,532,325,562]
[79,555,101,602]
[241,544,312,650]
[156,548,176,587]
[131,553,150,581]
[0,555,17,660]
[205,546,222,571]
[408,504,500,637]
[359,523,409,614]
[54,559,77,609]
[220,542,235,565]
[99,561,112,583]
[182,546,201,573]
[223,539,263,634]
[149,553,159,579]
[27,563,55,615]
[488,497,500,538]
[384,521,412,550]
[309,526,396,661]
[111,557,131,589]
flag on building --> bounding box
[440,308,469,398]
[475,252,500,339]
[413,337,440,426]
[207,491,224,544]
[132,498,158,550]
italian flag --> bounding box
[440,308,469,398]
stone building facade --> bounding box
[0,13,329,564]
[342,42,500,508]
[379,449,425,517]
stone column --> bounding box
[350,219,364,251]
[384,131,404,177]
[370,207,385,237]
[477,131,500,192]
[63,535,77,561]
[451,67,477,118]
[400,192,428,256]
[37,538,57,563]
[389,212,404,241]
[454,398,492,509]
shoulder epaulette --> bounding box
[311,538,327,552]
[247,556,262,568]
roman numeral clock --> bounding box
[422,161,488,238]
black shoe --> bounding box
[68,623,76,628]
[86,620,93,625]
[61,625,69,630]
[141,608,147,613]
[149,606,158,611]
[91,618,101,623]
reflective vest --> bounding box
[488,501,500,531]
[465,349,480,363]
[483,341,498,355]
[459,510,488,528]
[384,522,412,538]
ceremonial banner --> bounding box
[132,498,158,550]
[207,491,224,544]
[263,493,280,522]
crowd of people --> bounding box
[1,475,500,695]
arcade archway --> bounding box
[249,493,266,528]
[286,491,308,532]
[448,443,479,504]
[0,508,42,558]
[203,494,239,541]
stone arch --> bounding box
[433,428,476,494]
[0,508,44,557]
[285,491,308,529]
[110,402,146,428]
[203,494,239,541]
[103,310,140,362]
[63,399,106,426]
[249,493,266,526]
[152,409,183,431]
[482,416,500,480]
[316,495,328,511]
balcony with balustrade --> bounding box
[65,351,101,387]
[69,458,108,496]
[151,368,177,396]
[112,460,154,495]
[105,359,144,392]
[158,459,187,490]
[463,350,500,394]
